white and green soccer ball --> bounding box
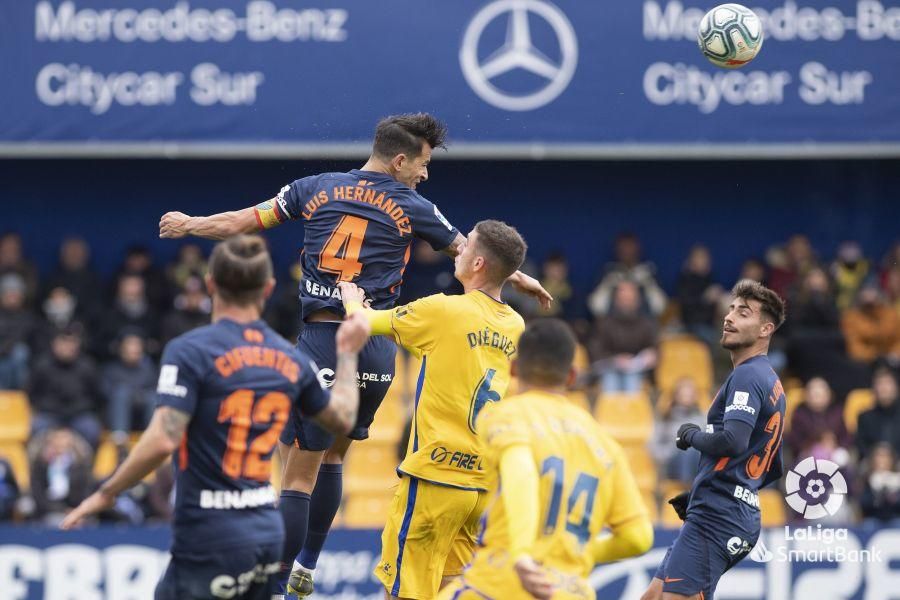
[698,3,764,69]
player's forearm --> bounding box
[99,409,184,498]
[440,233,466,257]
[322,351,360,435]
[500,445,540,559]
[686,420,752,457]
[345,302,394,337]
[186,208,259,240]
[590,518,654,563]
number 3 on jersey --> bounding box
[319,215,369,282]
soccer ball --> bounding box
[697,4,764,69]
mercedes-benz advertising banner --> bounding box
[2,1,899,155]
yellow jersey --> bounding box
[476,390,647,576]
[386,291,525,490]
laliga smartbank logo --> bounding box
[746,456,882,564]
[784,457,848,519]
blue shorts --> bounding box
[654,515,759,599]
[279,322,397,451]
[155,540,281,600]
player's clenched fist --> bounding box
[336,311,371,354]
[675,423,700,450]
[159,211,193,238]
[514,556,554,600]
[337,281,366,307]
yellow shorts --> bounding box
[436,549,595,600]
[375,474,488,599]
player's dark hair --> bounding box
[473,220,527,284]
[732,279,786,329]
[208,235,273,306]
[372,113,447,160]
[516,319,577,386]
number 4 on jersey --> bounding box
[319,215,368,282]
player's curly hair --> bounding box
[373,113,448,159]
[209,235,273,306]
[732,279,786,329]
[474,220,527,284]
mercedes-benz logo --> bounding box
[460,0,578,112]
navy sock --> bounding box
[277,489,311,588]
[298,463,343,569]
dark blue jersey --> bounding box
[271,169,458,320]
[155,318,329,553]
[688,354,785,525]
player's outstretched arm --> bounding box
[313,312,371,435]
[500,445,554,600]
[590,517,655,563]
[676,419,752,457]
[338,282,394,337]
[159,205,262,240]
[60,406,189,529]
[508,270,554,311]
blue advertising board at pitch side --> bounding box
[2,526,900,599]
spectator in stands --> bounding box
[884,265,900,317]
[857,369,900,459]
[27,325,103,448]
[675,244,722,347]
[784,268,862,393]
[588,232,667,317]
[161,275,211,344]
[0,457,19,522]
[589,280,658,392]
[539,252,587,331]
[101,332,157,447]
[860,443,900,525]
[832,241,872,311]
[25,428,94,526]
[788,267,841,334]
[115,245,169,312]
[0,232,39,308]
[43,237,103,318]
[880,242,900,284]
[166,242,207,291]
[842,283,900,366]
[787,377,850,459]
[767,234,817,298]
[740,258,767,284]
[0,274,35,389]
[33,286,84,358]
[652,377,705,485]
[99,274,160,358]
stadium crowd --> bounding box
[1,230,900,528]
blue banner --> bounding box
[2,0,899,154]
[2,525,899,599]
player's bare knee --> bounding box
[280,447,325,492]
[323,437,353,464]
